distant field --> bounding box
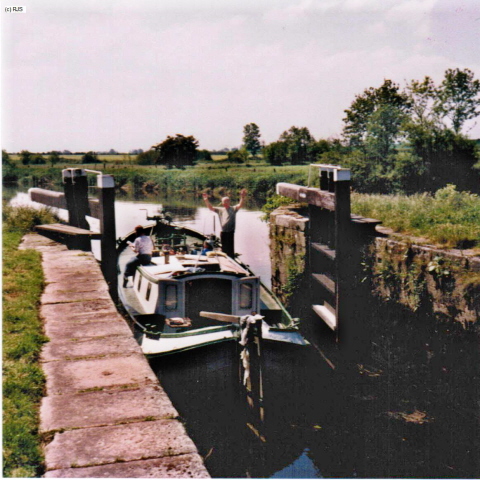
[9,154,138,165]
[211,154,228,161]
[8,153,266,166]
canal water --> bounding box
[7,186,479,478]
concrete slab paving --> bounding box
[42,288,112,304]
[41,299,119,319]
[44,279,109,295]
[44,454,210,478]
[40,385,178,433]
[44,419,199,471]
[41,256,100,267]
[19,233,66,250]
[23,232,210,477]
[43,315,132,340]
[42,263,101,275]
[44,322,126,338]
[41,257,99,268]
[41,334,140,362]
[43,270,105,284]
[42,309,126,324]
[44,354,158,395]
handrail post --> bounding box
[97,174,118,302]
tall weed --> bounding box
[352,185,480,248]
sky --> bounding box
[1,0,480,153]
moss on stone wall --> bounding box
[269,206,480,327]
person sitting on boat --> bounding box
[123,225,154,287]
[200,240,214,256]
[202,189,247,258]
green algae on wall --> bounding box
[269,206,480,327]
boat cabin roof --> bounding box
[139,251,250,280]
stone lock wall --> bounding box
[269,205,309,305]
[373,238,480,328]
[269,206,480,327]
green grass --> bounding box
[351,184,480,249]
[8,164,310,198]
[3,205,58,477]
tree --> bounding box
[48,151,61,167]
[20,150,32,165]
[263,141,289,166]
[227,149,248,164]
[243,123,262,157]
[405,76,440,129]
[365,104,408,163]
[435,68,480,134]
[152,134,199,168]
[136,149,159,165]
[279,126,316,164]
[339,71,480,194]
[197,149,212,162]
[81,151,100,164]
[342,79,410,148]
[30,154,46,165]
[2,149,12,166]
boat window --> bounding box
[165,284,177,311]
[146,283,152,301]
[239,283,253,309]
[137,274,142,291]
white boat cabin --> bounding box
[132,251,260,320]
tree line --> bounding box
[260,68,480,193]
[134,68,480,193]
[4,68,479,194]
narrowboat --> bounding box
[117,210,308,357]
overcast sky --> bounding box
[2,0,479,153]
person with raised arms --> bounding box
[202,188,247,258]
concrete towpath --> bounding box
[20,233,210,478]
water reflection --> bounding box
[151,342,329,478]
[6,188,272,288]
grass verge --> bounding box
[3,205,57,477]
[352,184,480,249]
[5,164,309,198]
[263,185,480,250]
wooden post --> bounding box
[97,174,118,302]
[62,169,90,230]
[334,177,351,345]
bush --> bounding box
[81,151,101,164]
[261,194,298,220]
[3,204,58,232]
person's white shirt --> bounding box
[133,235,153,255]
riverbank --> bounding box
[20,232,209,478]
[3,163,309,198]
